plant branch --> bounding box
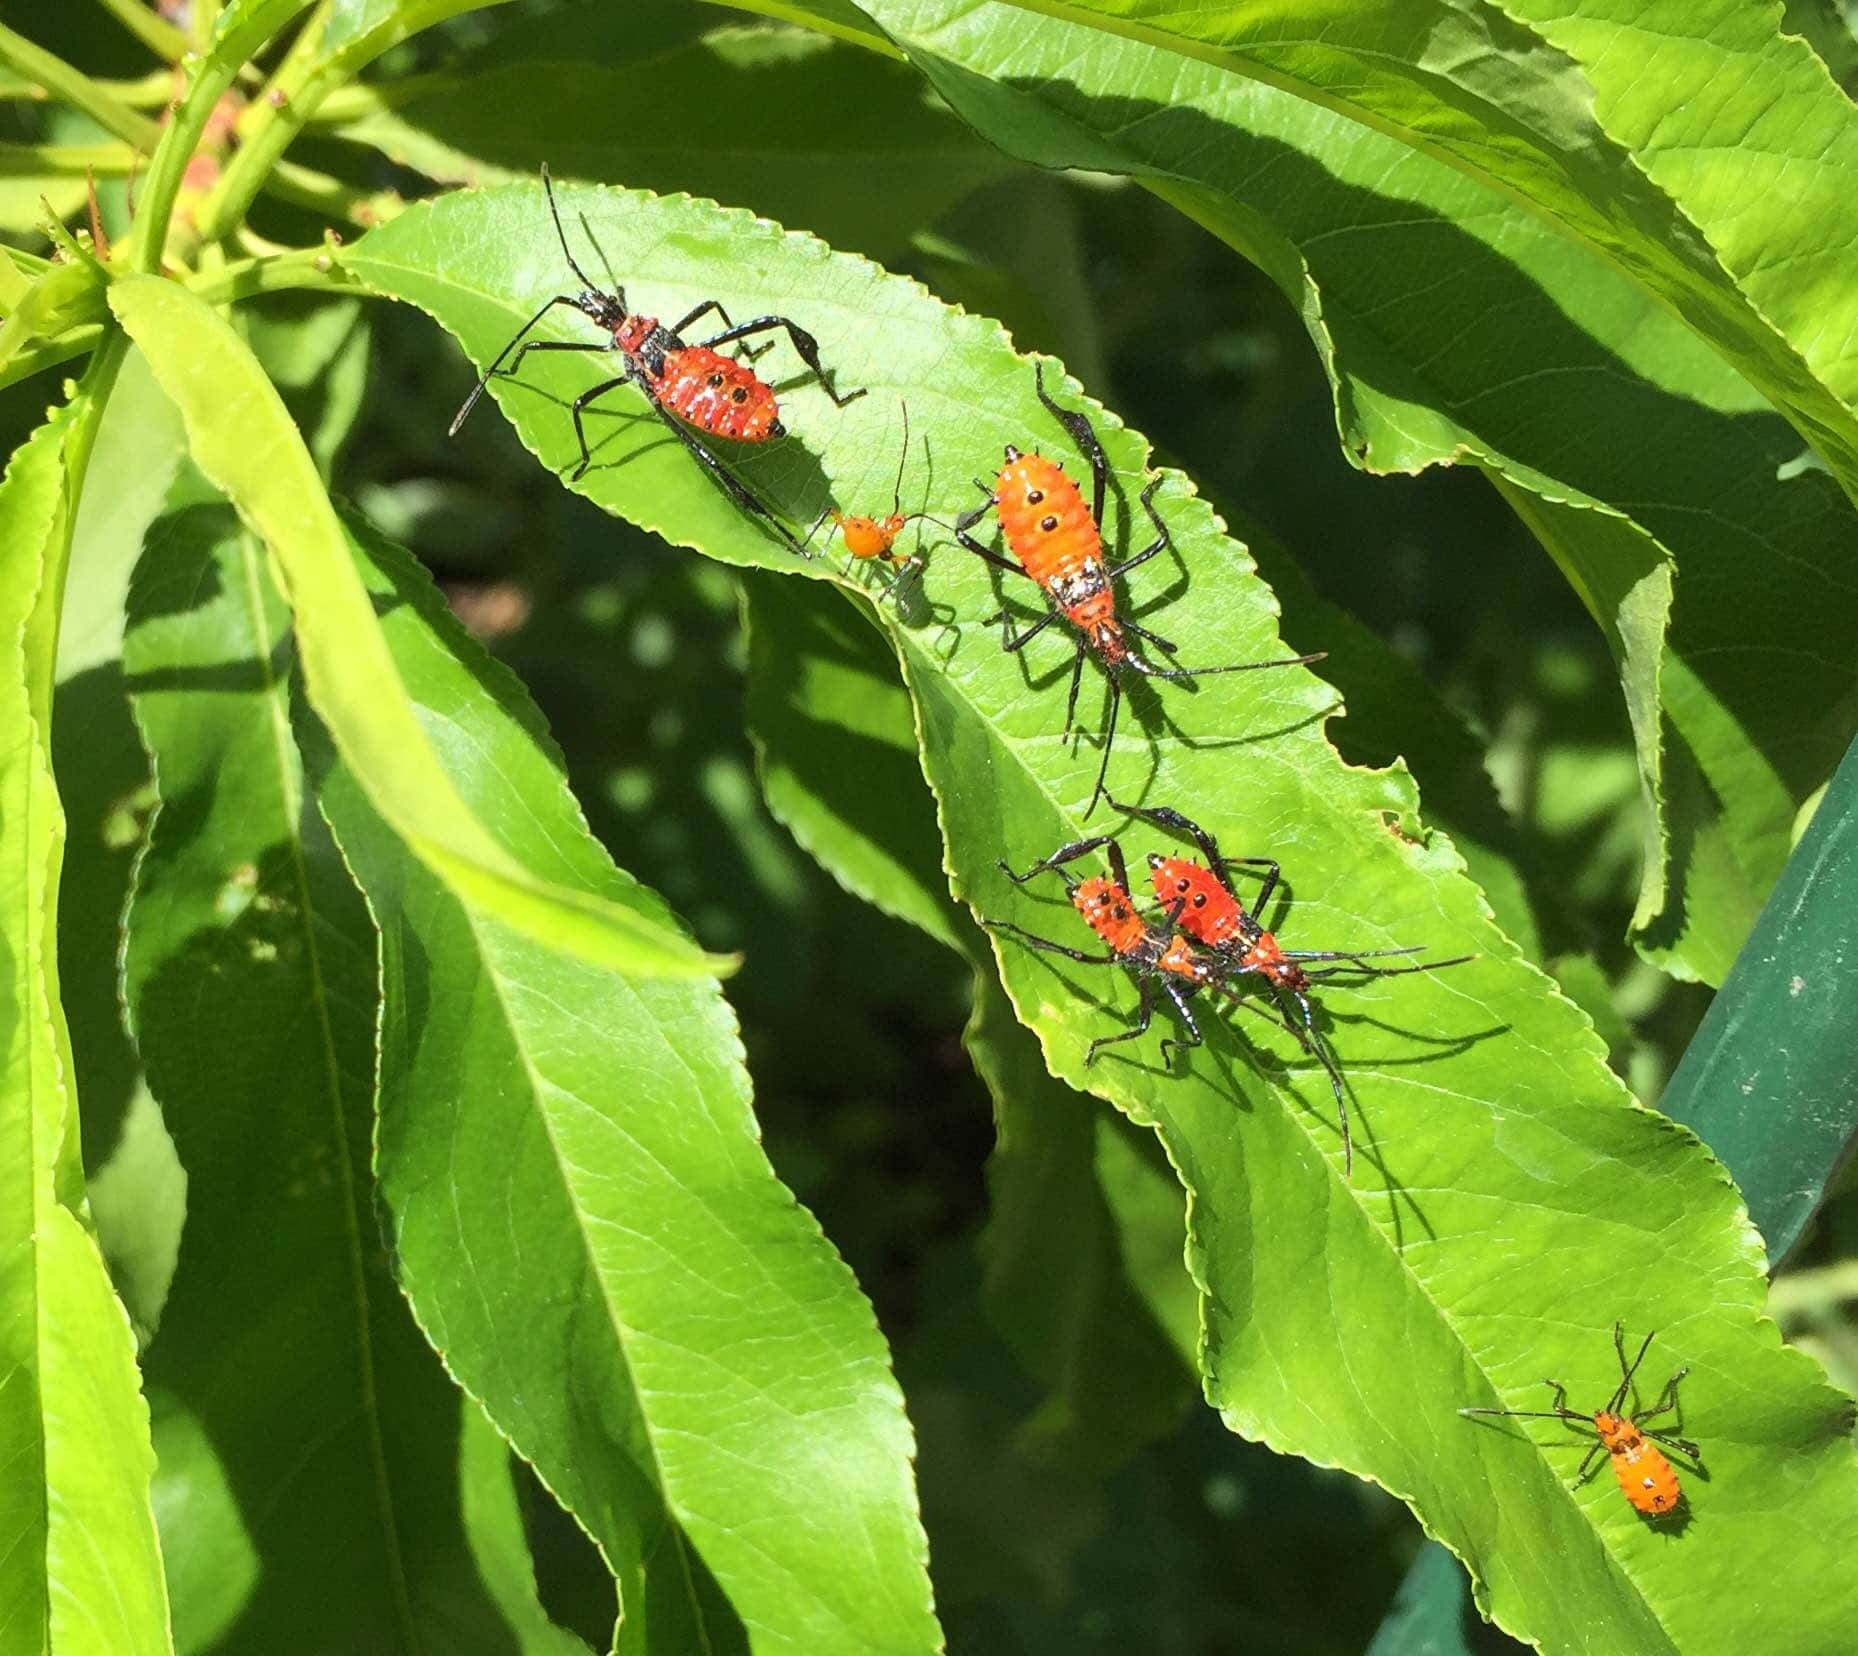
[0,141,142,178]
[129,0,316,272]
[0,325,104,395]
[266,158,403,228]
[186,241,367,305]
[0,24,163,150]
[92,0,191,63]
[194,0,508,244]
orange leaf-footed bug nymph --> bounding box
[1459,1324,1700,1517]
[1105,795,1474,1177]
[984,832,1231,1067]
[810,401,948,581]
[952,362,1323,816]
[450,166,864,552]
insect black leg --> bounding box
[1640,1367,1689,1425]
[1289,987,1352,1175]
[986,606,1061,652]
[1610,1325,1657,1415]
[982,920,1116,966]
[1121,618,1181,656]
[668,300,774,364]
[1105,837,1130,893]
[1109,475,1172,577]
[955,496,1029,578]
[451,294,602,435]
[672,299,732,336]
[1103,799,1239,890]
[1087,976,1154,1064]
[691,315,867,406]
[1575,1441,1606,1482]
[589,369,805,554]
[997,837,1122,885]
[1221,983,1352,1174]
[1084,672,1121,819]
[1063,642,1091,736]
[1225,856,1282,911]
[1034,360,1108,530]
[565,373,633,481]
[1158,981,1204,1066]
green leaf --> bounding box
[865,0,1858,487]
[348,180,1858,1650]
[303,514,941,1656]
[1659,728,1858,1264]
[743,572,961,950]
[121,480,517,1651]
[331,11,1010,259]
[1242,519,1544,965]
[107,273,727,981]
[54,345,188,1173]
[846,0,1858,984]
[0,392,171,1653]
[740,572,1195,1459]
[1365,1539,1518,1656]
[459,1404,595,1656]
[145,1398,258,1655]
[238,293,372,477]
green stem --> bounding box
[0,238,367,397]
[92,0,191,63]
[0,326,104,395]
[130,0,316,272]
[0,140,142,177]
[302,71,454,125]
[194,0,335,244]
[195,0,224,54]
[0,24,163,150]
[266,156,401,227]
[186,242,367,305]
[195,0,507,243]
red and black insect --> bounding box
[1459,1324,1698,1517]
[985,832,1227,1066]
[450,166,864,552]
[811,401,942,579]
[953,363,1321,815]
[1109,796,1473,1175]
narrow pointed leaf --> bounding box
[841,0,1858,981]
[106,274,727,982]
[121,483,517,1652]
[741,572,1195,1458]
[0,396,171,1655]
[302,514,941,1656]
[1659,728,1858,1264]
[331,8,1009,259]
[347,181,1858,1650]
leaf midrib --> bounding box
[231,529,421,1648]
[893,603,1685,1655]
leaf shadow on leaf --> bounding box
[940,74,1858,971]
[55,663,148,1169]
[122,643,297,698]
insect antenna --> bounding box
[541,163,603,295]
[1299,949,1476,981]
[1120,647,1326,684]
[1457,1404,1590,1424]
